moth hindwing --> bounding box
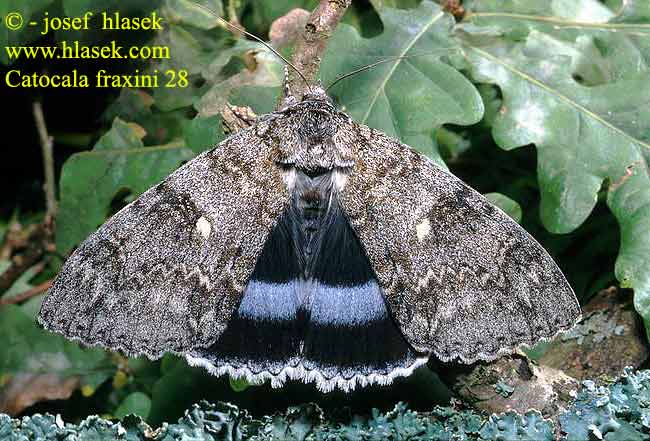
[39,87,580,393]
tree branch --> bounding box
[0,102,58,297]
[288,0,352,97]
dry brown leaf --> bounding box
[0,373,79,415]
[270,8,310,48]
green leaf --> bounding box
[370,0,421,10]
[321,1,484,165]
[464,0,650,83]
[485,193,523,223]
[229,85,282,115]
[460,5,650,333]
[197,50,284,117]
[155,24,206,75]
[103,89,154,124]
[141,110,192,146]
[62,0,123,17]
[436,126,472,161]
[93,120,145,151]
[201,39,263,82]
[243,0,316,29]
[56,118,194,254]
[162,0,223,30]
[466,0,615,21]
[152,84,204,113]
[183,115,225,154]
[114,392,151,419]
[228,377,250,392]
[0,0,56,65]
[610,0,650,23]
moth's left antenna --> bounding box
[191,3,311,91]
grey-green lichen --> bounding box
[561,310,627,345]
[2,368,650,440]
[493,380,515,398]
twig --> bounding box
[227,0,243,37]
[0,221,30,260]
[0,103,58,294]
[33,102,57,220]
[0,279,53,306]
[442,0,465,20]
[288,0,352,98]
[0,224,54,292]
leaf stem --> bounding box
[0,279,53,306]
[33,102,57,220]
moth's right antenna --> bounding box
[325,49,458,93]
[191,2,311,91]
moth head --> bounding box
[279,82,334,112]
[301,84,331,104]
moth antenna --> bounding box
[191,2,312,92]
[324,49,459,93]
[283,65,292,98]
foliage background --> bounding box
[1,0,649,428]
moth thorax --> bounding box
[298,112,336,147]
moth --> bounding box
[38,25,581,394]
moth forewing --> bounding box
[331,124,580,363]
[38,128,290,359]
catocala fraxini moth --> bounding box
[38,45,581,393]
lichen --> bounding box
[2,368,650,440]
[493,380,515,398]
[561,311,624,345]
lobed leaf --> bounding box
[484,193,523,223]
[56,119,194,254]
[321,0,484,165]
[460,0,650,334]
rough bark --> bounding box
[288,0,352,97]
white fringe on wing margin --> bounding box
[184,355,430,393]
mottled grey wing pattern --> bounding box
[338,124,581,363]
[38,127,290,359]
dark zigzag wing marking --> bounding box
[338,124,581,363]
[37,127,290,358]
